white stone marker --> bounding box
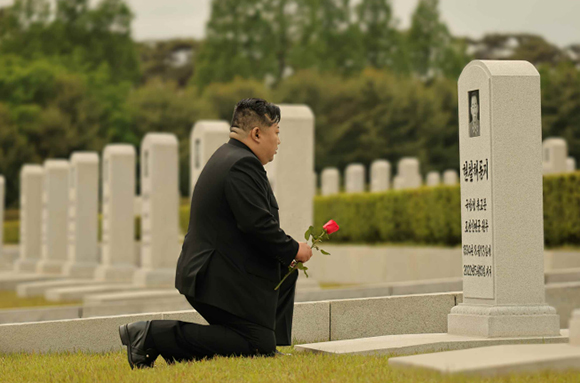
[571,309,580,346]
[370,160,390,192]
[567,157,576,172]
[448,60,559,338]
[263,105,314,245]
[542,138,567,174]
[61,152,100,278]
[395,158,422,190]
[393,176,403,190]
[15,166,44,272]
[443,170,459,186]
[345,164,365,193]
[36,160,69,275]
[133,133,181,288]
[426,171,440,187]
[95,145,137,282]
[190,120,230,196]
[321,168,339,196]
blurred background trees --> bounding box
[0,0,579,206]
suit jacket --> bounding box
[175,138,299,329]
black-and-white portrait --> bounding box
[468,90,480,138]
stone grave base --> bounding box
[62,262,98,279]
[93,264,137,283]
[83,289,181,306]
[448,304,561,338]
[45,283,139,302]
[35,260,65,275]
[17,279,101,298]
[132,267,175,288]
[295,330,568,356]
[389,343,580,376]
[12,259,38,273]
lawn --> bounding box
[0,290,81,310]
[0,347,579,383]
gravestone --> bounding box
[448,60,559,337]
[393,176,403,190]
[321,168,340,196]
[36,160,70,275]
[443,170,459,186]
[264,105,315,244]
[133,133,181,288]
[426,171,440,187]
[190,121,230,196]
[542,138,567,174]
[370,160,390,192]
[62,153,99,278]
[345,164,365,193]
[14,166,44,272]
[395,158,422,190]
[567,157,576,172]
[0,176,3,267]
[94,145,137,282]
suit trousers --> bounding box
[148,269,298,363]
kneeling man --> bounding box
[119,98,313,368]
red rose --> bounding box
[323,220,340,235]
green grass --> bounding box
[0,290,81,310]
[0,347,579,382]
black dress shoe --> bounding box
[274,349,292,356]
[119,321,159,369]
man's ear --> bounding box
[251,127,260,142]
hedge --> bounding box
[314,171,580,247]
[3,172,579,247]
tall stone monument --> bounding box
[62,152,100,278]
[94,145,137,282]
[14,165,44,272]
[443,170,459,186]
[190,121,230,196]
[264,105,314,243]
[321,168,340,196]
[542,138,567,175]
[448,60,560,337]
[345,164,365,193]
[426,171,440,187]
[133,133,181,288]
[370,160,390,192]
[36,160,69,275]
[394,158,422,190]
[567,157,576,172]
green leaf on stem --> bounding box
[320,249,330,255]
[304,226,313,240]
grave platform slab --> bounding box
[45,283,138,302]
[389,343,580,376]
[16,279,101,297]
[83,288,181,305]
[0,273,64,290]
[295,330,568,356]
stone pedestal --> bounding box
[133,133,181,288]
[321,168,339,196]
[94,145,137,282]
[448,60,559,338]
[370,160,390,192]
[14,166,44,272]
[36,160,69,275]
[542,138,567,175]
[345,164,365,193]
[571,309,580,346]
[190,120,230,196]
[442,170,458,186]
[394,158,422,190]
[567,157,576,172]
[264,105,315,245]
[426,171,440,187]
[62,152,99,278]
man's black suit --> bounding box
[148,138,300,362]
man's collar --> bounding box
[228,138,258,159]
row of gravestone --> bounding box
[2,105,316,293]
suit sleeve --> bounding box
[224,157,299,267]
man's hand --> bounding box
[294,242,313,263]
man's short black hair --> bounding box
[230,98,281,133]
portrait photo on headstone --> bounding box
[469,89,480,138]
